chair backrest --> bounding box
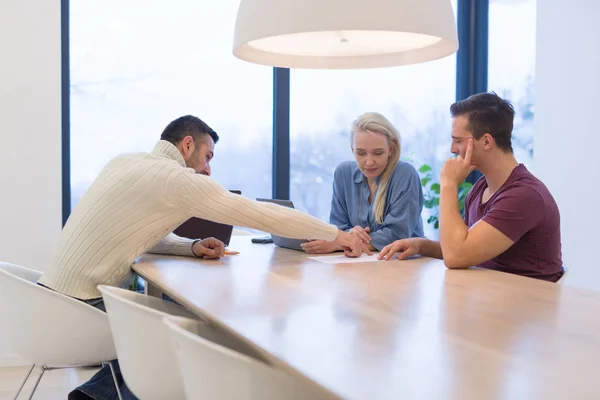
[98,285,200,400]
[0,262,116,366]
[0,262,43,282]
[164,316,296,400]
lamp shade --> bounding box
[233,0,458,69]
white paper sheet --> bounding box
[307,254,382,264]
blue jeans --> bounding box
[76,359,138,400]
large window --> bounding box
[289,3,457,239]
[69,0,532,240]
[488,0,536,168]
[70,0,273,209]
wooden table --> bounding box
[133,236,600,400]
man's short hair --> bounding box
[450,92,515,152]
[160,115,219,145]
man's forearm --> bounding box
[418,238,444,259]
[439,185,469,264]
[146,233,196,257]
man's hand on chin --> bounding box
[441,138,476,187]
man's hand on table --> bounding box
[192,237,225,259]
[301,240,343,254]
[333,230,372,258]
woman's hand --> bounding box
[349,226,371,244]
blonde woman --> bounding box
[302,112,424,254]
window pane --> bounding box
[289,2,457,239]
[70,0,273,209]
[488,0,536,168]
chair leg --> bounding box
[12,364,35,400]
[105,362,123,400]
[27,366,46,400]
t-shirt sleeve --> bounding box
[482,186,545,242]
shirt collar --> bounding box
[353,167,381,185]
[353,167,365,184]
[151,140,186,168]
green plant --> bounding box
[128,273,143,293]
[418,164,473,230]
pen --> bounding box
[224,250,240,255]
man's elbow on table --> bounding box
[443,253,473,269]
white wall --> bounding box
[535,0,600,291]
[0,0,62,366]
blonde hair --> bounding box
[350,112,401,224]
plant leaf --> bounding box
[418,164,432,173]
[431,183,440,194]
[421,177,432,187]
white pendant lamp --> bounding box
[233,0,459,69]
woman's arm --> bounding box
[369,165,424,251]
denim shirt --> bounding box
[330,161,424,251]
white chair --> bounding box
[164,316,297,400]
[0,262,120,399]
[98,285,202,400]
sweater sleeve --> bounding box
[146,233,197,257]
[174,172,339,241]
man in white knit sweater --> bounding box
[40,115,367,400]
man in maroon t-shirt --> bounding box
[378,92,563,282]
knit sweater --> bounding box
[39,141,338,299]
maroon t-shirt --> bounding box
[464,165,563,282]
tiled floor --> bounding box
[0,365,99,400]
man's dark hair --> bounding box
[450,92,515,152]
[160,115,219,145]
